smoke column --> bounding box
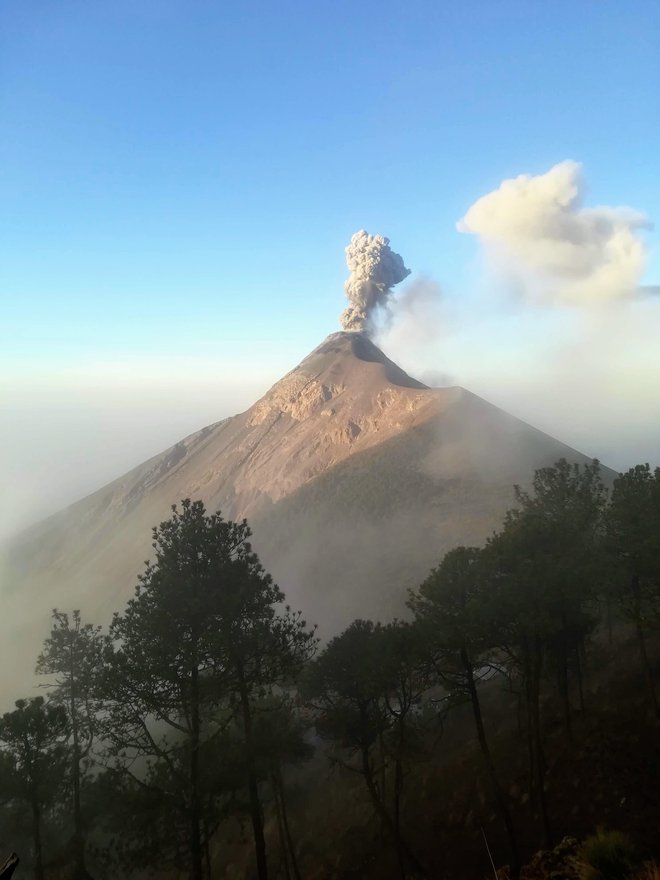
[341,230,410,334]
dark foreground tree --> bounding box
[606,463,660,717]
[0,698,68,880]
[36,609,104,879]
[484,459,606,846]
[250,696,313,880]
[409,546,520,877]
[304,620,427,879]
[102,499,316,880]
[90,732,243,877]
[508,458,606,739]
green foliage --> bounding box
[606,464,660,621]
[605,465,660,715]
[304,619,428,877]
[36,609,105,873]
[90,733,246,876]
[409,546,491,694]
[103,500,315,748]
[0,697,69,805]
[516,835,581,879]
[578,829,638,880]
[410,545,521,872]
[249,694,313,774]
[497,458,605,623]
[100,498,316,878]
[3,452,660,876]
[36,609,104,746]
[304,620,390,750]
[481,458,607,700]
[0,697,69,878]
[607,465,660,576]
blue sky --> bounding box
[1,1,659,535]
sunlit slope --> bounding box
[1,332,612,696]
[249,386,611,636]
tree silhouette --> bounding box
[483,459,606,845]
[0,698,68,880]
[304,620,426,879]
[36,609,104,879]
[606,463,660,717]
[409,546,520,876]
[102,499,316,880]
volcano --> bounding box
[2,333,612,695]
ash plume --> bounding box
[341,230,410,334]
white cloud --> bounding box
[457,160,652,306]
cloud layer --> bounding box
[457,161,651,306]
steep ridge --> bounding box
[1,333,613,697]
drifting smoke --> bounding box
[457,160,651,306]
[341,230,411,334]
[376,278,448,351]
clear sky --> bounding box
[1,1,659,538]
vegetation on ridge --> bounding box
[0,459,658,879]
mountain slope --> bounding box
[1,333,613,697]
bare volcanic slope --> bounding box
[2,332,611,694]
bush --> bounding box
[578,829,638,880]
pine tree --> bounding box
[36,610,104,880]
[102,499,316,880]
[0,698,68,880]
[409,546,520,876]
[606,463,660,716]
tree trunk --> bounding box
[556,651,573,742]
[271,770,292,880]
[359,740,425,878]
[557,615,573,742]
[190,663,203,880]
[31,796,44,880]
[377,730,387,802]
[523,651,535,801]
[68,648,96,880]
[204,820,213,880]
[275,765,302,880]
[461,647,520,878]
[575,642,585,714]
[632,575,659,718]
[393,743,406,880]
[69,661,87,878]
[530,650,551,847]
[238,676,268,880]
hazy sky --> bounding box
[1,1,659,539]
